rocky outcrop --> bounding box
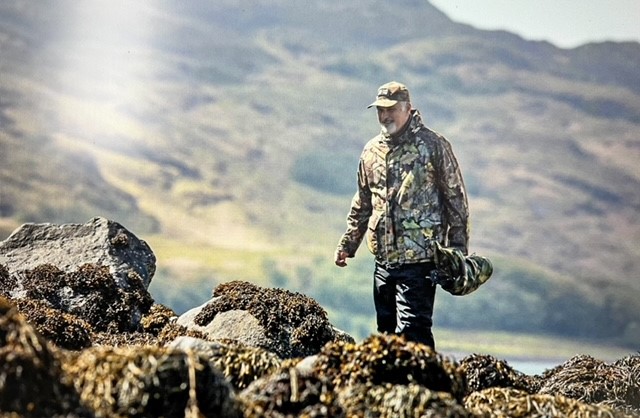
[0,217,638,417]
[0,217,156,288]
[0,218,156,332]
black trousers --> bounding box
[373,262,437,348]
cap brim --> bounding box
[367,98,398,108]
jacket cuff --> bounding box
[449,242,468,256]
[336,241,357,257]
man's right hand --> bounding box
[334,250,349,267]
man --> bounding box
[334,81,469,348]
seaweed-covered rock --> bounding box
[0,264,12,289]
[539,354,640,415]
[14,298,93,350]
[181,304,272,350]
[157,322,212,345]
[612,354,640,414]
[1,263,154,332]
[170,336,282,390]
[139,303,177,335]
[61,345,242,418]
[465,387,634,418]
[91,314,210,348]
[313,334,466,403]
[0,217,156,287]
[337,383,470,418]
[0,296,91,417]
[178,281,354,358]
[458,353,541,395]
[239,367,342,417]
[91,330,163,347]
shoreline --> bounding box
[434,327,634,374]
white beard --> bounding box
[380,122,397,135]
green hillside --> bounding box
[1,0,639,347]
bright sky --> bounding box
[429,0,640,48]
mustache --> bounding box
[380,122,396,134]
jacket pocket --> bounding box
[400,212,443,260]
[366,210,383,255]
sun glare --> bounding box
[53,1,158,147]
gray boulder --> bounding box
[0,217,156,331]
[177,300,272,352]
[0,217,156,288]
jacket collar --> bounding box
[382,109,424,145]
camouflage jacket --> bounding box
[337,110,469,266]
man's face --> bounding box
[377,102,411,135]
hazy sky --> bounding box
[429,0,640,48]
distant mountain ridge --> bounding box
[1,0,639,345]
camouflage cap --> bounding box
[367,81,411,108]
